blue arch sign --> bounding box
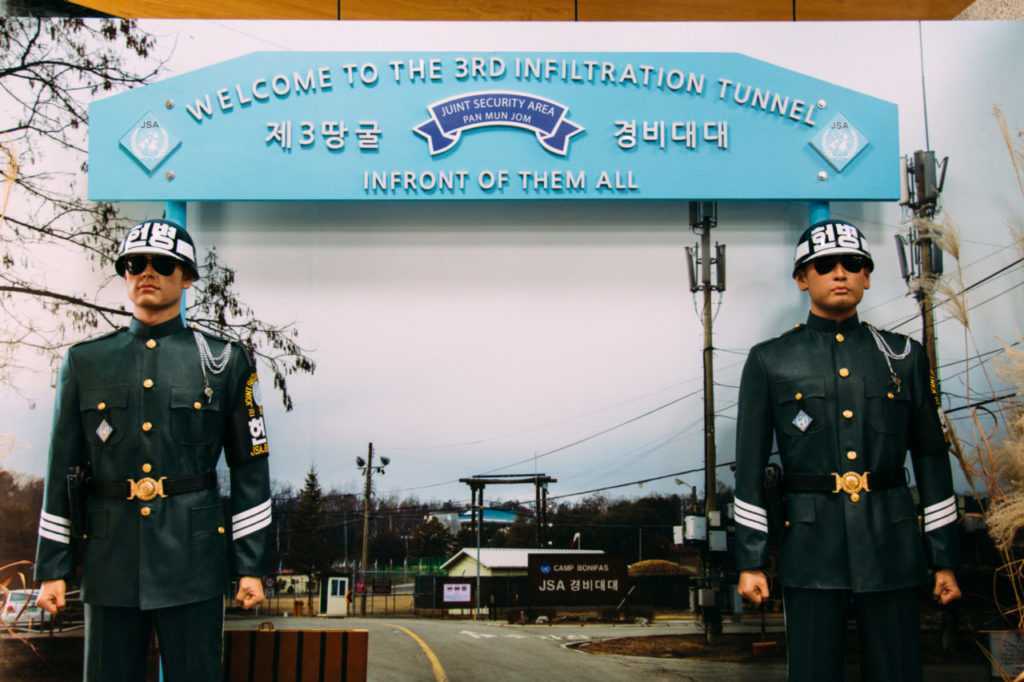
[88,52,898,201]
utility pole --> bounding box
[475,486,482,621]
[356,442,390,617]
[898,150,948,381]
[360,444,373,618]
[686,201,726,642]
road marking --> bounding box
[459,630,497,639]
[392,624,448,682]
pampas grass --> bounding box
[994,105,1024,199]
[953,108,1024,680]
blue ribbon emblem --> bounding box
[415,91,583,156]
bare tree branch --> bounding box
[0,18,316,409]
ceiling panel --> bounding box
[578,0,793,21]
[796,0,971,19]
[342,0,574,20]
[68,0,337,18]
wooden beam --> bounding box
[796,0,973,19]
[579,0,793,21]
[343,0,573,20]
[68,0,337,19]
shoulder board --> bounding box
[862,322,913,346]
[779,322,806,338]
[71,327,124,348]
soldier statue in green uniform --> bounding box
[34,219,272,681]
[734,219,962,682]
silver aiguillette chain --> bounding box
[193,330,232,403]
[865,323,911,393]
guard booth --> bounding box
[319,574,352,617]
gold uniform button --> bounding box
[846,450,858,461]
[97,401,107,411]
[784,520,791,528]
[838,368,850,378]
[887,392,895,400]
[146,339,157,349]
[835,333,845,343]
[794,392,804,401]
[143,378,154,389]
[142,463,153,473]
[140,506,152,518]
[142,421,153,432]
[842,409,854,420]
[193,401,202,410]
[217,526,226,535]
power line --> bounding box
[944,393,1017,414]
[938,342,1019,370]
[543,460,737,502]
[554,415,705,488]
[885,257,1024,331]
[475,389,704,475]
[389,388,705,493]
[942,342,1021,382]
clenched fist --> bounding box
[36,580,67,615]
[933,569,961,606]
[235,577,265,610]
[737,570,770,605]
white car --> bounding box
[1,589,52,626]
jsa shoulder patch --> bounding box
[244,372,269,457]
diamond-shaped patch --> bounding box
[792,410,813,433]
[96,419,114,443]
[810,114,869,173]
[119,111,181,174]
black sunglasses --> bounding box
[812,254,869,276]
[124,254,180,276]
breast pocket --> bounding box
[79,386,129,447]
[170,387,222,445]
[773,378,826,437]
[865,376,911,435]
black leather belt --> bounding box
[785,468,907,503]
[89,471,217,501]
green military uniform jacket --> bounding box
[733,312,959,592]
[34,316,272,610]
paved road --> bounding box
[227,617,991,682]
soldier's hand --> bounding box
[236,577,265,610]
[933,569,961,605]
[737,570,770,605]
[36,580,67,615]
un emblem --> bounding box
[810,114,869,173]
[119,111,182,174]
[130,123,170,162]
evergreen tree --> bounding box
[286,466,337,610]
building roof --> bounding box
[441,547,604,571]
[457,508,523,525]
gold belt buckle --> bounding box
[127,477,167,502]
[832,471,871,503]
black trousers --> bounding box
[84,597,223,682]
[783,587,922,682]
